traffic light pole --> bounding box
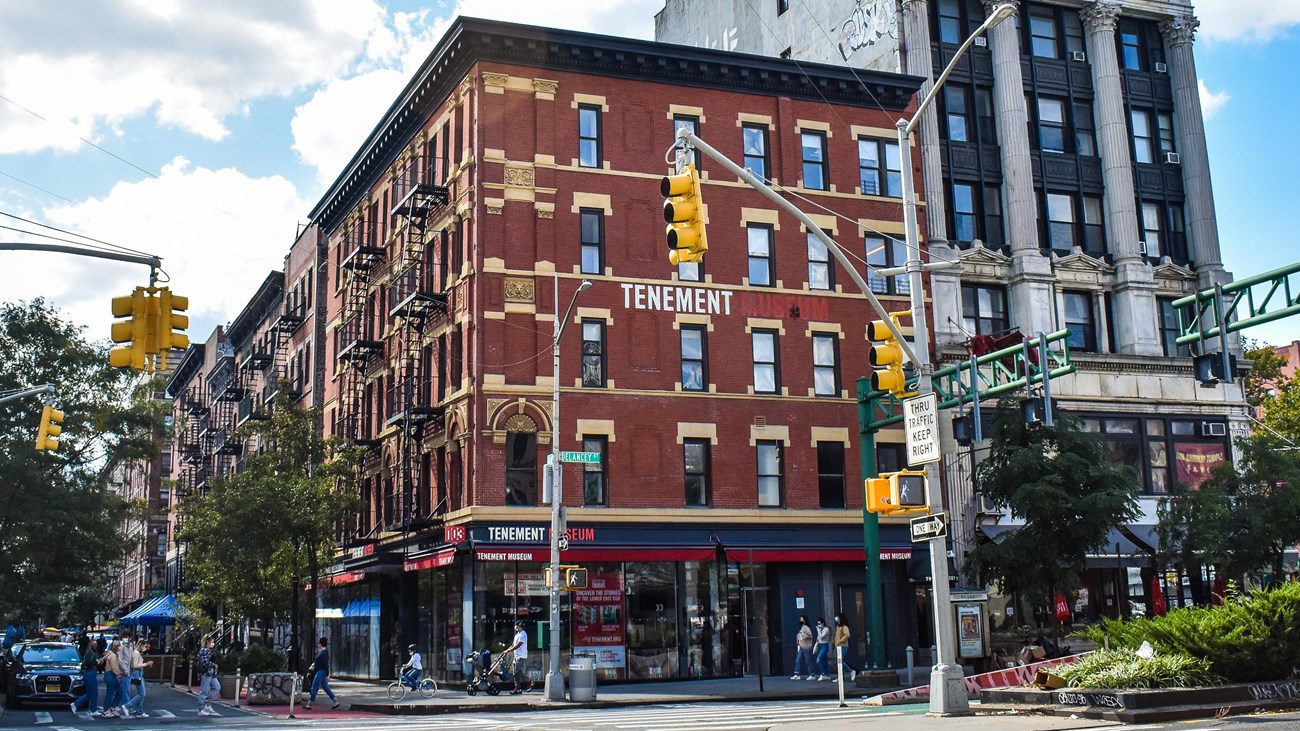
[0,242,161,278]
[0,384,54,407]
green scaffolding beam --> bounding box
[1174,261,1300,345]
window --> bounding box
[673,115,700,169]
[747,225,775,286]
[801,131,828,190]
[684,438,711,506]
[1037,97,1066,153]
[580,208,603,274]
[1117,19,1165,72]
[962,284,1008,336]
[578,104,601,168]
[1130,109,1154,164]
[1074,103,1096,156]
[936,0,962,44]
[752,329,780,394]
[1157,113,1175,155]
[582,435,607,506]
[975,88,997,145]
[812,333,839,397]
[581,319,605,387]
[1064,291,1097,352]
[504,431,537,505]
[858,137,901,197]
[756,440,784,507]
[1084,415,1226,495]
[1140,202,1162,257]
[742,123,768,180]
[984,185,1004,246]
[817,442,846,509]
[1083,196,1105,255]
[1158,299,1190,357]
[807,231,833,290]
[865,235,910,295]
[1120,28,1142,70]
[680,325,707,392]
[1167,204,1188,261]
[1029,6,1059,58]
[952,183,977,242]
[1046,193,1076,250]
[945,86,970,142]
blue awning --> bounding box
[119,595,184,626]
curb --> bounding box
[350,689,878,715]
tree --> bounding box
[0,299,162,625]
[964,401,1142,627]
[177,389,358,663]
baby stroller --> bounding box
[465,649,511,696]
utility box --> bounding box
[951,588,990,661]
[569,653,597,702]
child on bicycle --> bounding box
[400,644,423,690]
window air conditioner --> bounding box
[977,495,1000,515]
[1201,422,1227,437]
[1154,62,1168,73]
[1164,152,1181,165]
[974,37,987,47]
[1071,51,1086,62]
[1137,240,1148,255]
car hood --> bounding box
[19,664,80,673]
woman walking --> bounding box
[124,640,154,717]
[69,635,99,715]
[834,613,858,681]
[791,616,815,680]
[814,618,831,680]
[100,638,126,718]
[304,637,340,710]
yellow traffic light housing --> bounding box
[35,405,64,451]
[157,287,190,357]
[545,564,589,591]
[110,287,152,371]
[867,315,912,396]
[662,164,708,265]
[889,470,929,512]
[865,477,893,514]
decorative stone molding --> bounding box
[957,240,1012,280]
[460,75,474,96]
[532,78,558,99]
[504,277,535,303]
[485,198,505,215]
[1052,247,1114,287]
[1160,14,1198,47]
[504,164,535,189]
[1079,1,1121,33]
[536,207,554,220]
[980,0,1017,13]
[482,72,510,90]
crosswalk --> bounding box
[34,708,181,725]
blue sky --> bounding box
[0,0,1296,349]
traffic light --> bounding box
[35,405,64,451]
[865,477,893,514]
[868,317,909,395]
[865,471,929,514]
[157,287,190,356]
[563,566,589,590]
[110,287,152,370]
[661,164,708,265]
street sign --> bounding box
[904,393,939,466]
[560,451,601,463]
[910,512,948,542]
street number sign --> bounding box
[904,393,940,466]
[910,512,948,542]
[560,451,601,463]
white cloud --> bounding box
[1196,0,1300,43]
[5,158,309,342]
[1198,80,1230,118]
[0,0,391,152]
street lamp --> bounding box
[544,276,592,702]
[896,2,1015,717]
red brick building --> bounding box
[306,18,927,681]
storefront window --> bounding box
[572,562,626,680]
[316,579,380,678]
[416,563,463,682]
[625,562,679,679]
[1081,415,1229,494]
[473,560,560,683]
[684,560,723,678]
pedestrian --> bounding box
[791,615,814,680]
[124,639,155,717]
[503,620,529,694]
[196,635,221,716]
[400,643,423,691]
[70,635,99,715]
[100,638,126,718]
[814,618,831,680]
[304,636,339,710]
[833,613,857,681]
[116,629,135,716]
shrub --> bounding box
[238,643,287,674]
[1080,582,1300,683]
[1055,648,1219,689]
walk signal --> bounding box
[157,287,190,355]
[35,405,64,451]
[110,287,151,371]
[868,317,909,395]
[865,470,929,514]
[662,164,708,265]
[564,566,588,590]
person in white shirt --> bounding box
[400,644,423,690]
[504,620,528,695]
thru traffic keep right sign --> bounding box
[904,393,939,466]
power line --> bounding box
[0,169,78,205]
[0,93,160,181]
[0,210,152,258]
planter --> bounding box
[218,674,238,699]
[245,672,299,705]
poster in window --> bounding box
[956,603,984,659]
[573,570,627,673]
[1174,443,1225,490]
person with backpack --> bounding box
[304,637,339,710]
[791,615,815,680]
[195,636,220,716]
[69,635,99,715]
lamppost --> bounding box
[544,276,592,702]
[896,2,1016,716]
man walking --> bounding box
[504,620,529,695]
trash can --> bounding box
[568,653,597,702]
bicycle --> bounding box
[386,665,438,701]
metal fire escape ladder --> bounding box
[337,217,385,445]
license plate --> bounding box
[44,684,61,693]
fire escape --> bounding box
[239,331,274,425]
[174,383,212,592]
[268,291,306,404]
[337,215,385,445]
[385,154,451,531]
[207,351,246,474]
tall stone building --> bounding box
[658,0,1246,621]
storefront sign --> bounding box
[504,572,548,597]
[621,283,734,315]
[487,525,548,542]
[403,550,456,572]
[1174,443,1226,490]
[477,548,546,562]
[573,570,626,671]
[347,544,375,560]
[319,571,365,586]
[445,525,467,543]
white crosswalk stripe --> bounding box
[155,709,177,718]
[33,711,53,724]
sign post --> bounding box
[904,393,940,467]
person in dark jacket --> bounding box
[304,637,339,710]
[70,635,99,715]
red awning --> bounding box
[403,549,457,572]
[474,546,715,562]
[724,548,912,563]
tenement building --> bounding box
[301,17,929,680]
[658,0,1246,625]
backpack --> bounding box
[195,653,212,676]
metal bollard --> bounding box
[931,645,937,668]
[288,673,298,718]
[905,645,914,685]
[836,647,847,708]
[234,667,242,707]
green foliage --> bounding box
[237,643,287,674]
[1055,648,1220,689]
[963,402,1142,611]
[1080,582,1300,683]
[0,299,163,625]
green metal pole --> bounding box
[857,377,886,669]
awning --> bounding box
[474,546,715,562]
[118,595,184,626]
[979,523,1161,568]
[404,549,457,572]
[724,548,913,563]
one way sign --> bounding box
[909,512,948,542]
